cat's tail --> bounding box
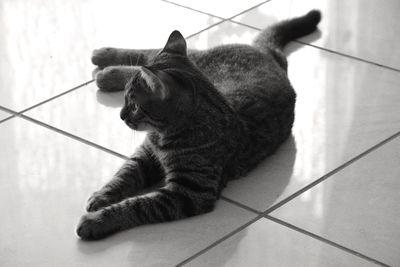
[253,10,321,53]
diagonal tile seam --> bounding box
[263,215,390,267]
[0,80,94,125]
[22,116,128,161]
[176,130,400,266]
[18,80,94,114]
[160,0,226,20]
[0,105,128,160]
[160,0,400,73]
[0,112,15,124]
[176,214,264,267]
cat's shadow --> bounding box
[76,136,297,266]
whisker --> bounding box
[129,54,133,66]
[129,54,134,74]
[135,51,140,66]
[131,130,136,148]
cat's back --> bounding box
[188,44,290,99]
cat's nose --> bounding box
[120,107,129,120]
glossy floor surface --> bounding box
[1,1,399,266]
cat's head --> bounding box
[120,30,197,132]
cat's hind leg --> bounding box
[93,49,202,91]
[92,47,200,68]
[94,65,138,92]
[86,146,164,212]
[92,48,160,68]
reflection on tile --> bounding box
[233,0,400,69]
[0,117,255,267]
[25,83,144,157]
[187,218,375,267]
[271,136,400,266]
[165,0,266,18]
[192,21,400,212]
[0,0,220,111]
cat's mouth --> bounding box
[124,120,137,129]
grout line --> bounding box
[226,0,272,20]
[17,80,94,114]
[264,215,391,267]
[19,113,129,160]
[160,0,226,20]
[263,130,400,214]
[0,80,93,122]
[0,106,17,124]
[0,105,19,115]
[176,214,264,266]
[293,41,400,73]
[0,115,15,124]
[185,20,228,40]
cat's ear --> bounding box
[162,30,187,56]
[140,67,170,100]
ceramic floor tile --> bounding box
[0,117,255,267]
[270,136,400,266]
[163,0,267,18]
[25,82,145,157]
[0,0,220,111]
[232,0,400,69]
[185,218,376,267]
[189,20,400,212]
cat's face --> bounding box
[120,31,195,132]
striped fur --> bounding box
[77,10,322,240]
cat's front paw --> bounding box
[86,192,116,212]
[76,211,118,240]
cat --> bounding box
[77,10,321,240]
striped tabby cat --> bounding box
[77,10,321,240]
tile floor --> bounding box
[0,0,399,266]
